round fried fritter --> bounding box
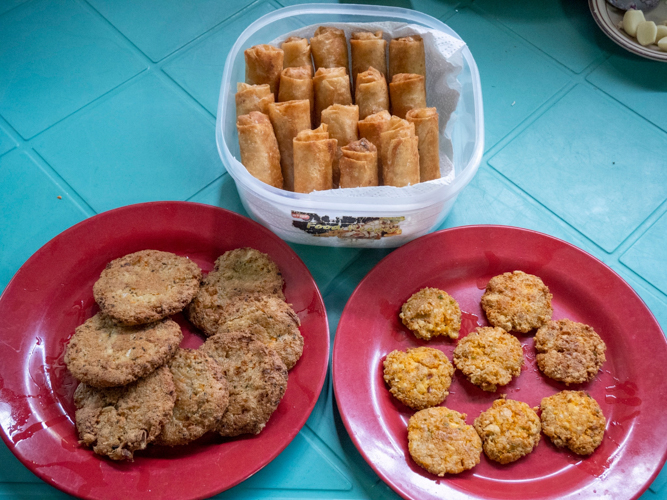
[474,398,541,464]
[155,349,229,446]
[216,294,303,370]
[383,347,454,410]
[540,390,606,455]
[535,319,606,385]
[187,248,285,336]
[481,271,553,333]
[64,313,182,388]
[399,288,461,340]
[201,331,288,437]
[408,407,482,476]
[74,365,176,461]
[93,250,202,326]
[453,327,524,392]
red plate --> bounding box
[0,201,329,500]
[333,225,667,500]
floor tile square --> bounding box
[587,55,667,133]
[0,0,145,139]
[474,0,611,73]
[0,150,87,290]
[0,124,16,157]
[88,0,251,62]
[447,8,570,150]
[163,1,278,115]
[489,84,667,253]
[32,74,221,214]
[621,211,667,296]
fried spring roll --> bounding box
[237,112,283,189]
[267,100,311,191]
[339,138,378,188]
[357,110,391,185]
[236,83,275,117]
[355,67,389,120]
[389,73,427,119]
[282,37,312,69]
[313,67,353,126]
[350,31,387,89]
[293,124,337,193]
[245,44,284,94]
[278,67,314,119]
[406,107,440,182]
[380,116,419,187]
[320,104,359,188]
[310,26,349,71]
[388,35,426,81]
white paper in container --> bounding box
[216,5,484,248]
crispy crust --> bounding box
[408,407,482,476]
[399,288,462,340]
[481,271,553,333]
[453,327,524,392]
[215,294,304,370]
[383,347,454,410]
[535,319,607,385]
[93,250,202,326]
[187,248,284,336]
[64,313,182,388]
[74,366,176,461]
[540,391,606,455]
[155,349,229,446]
[201,331,288,437]
[474,398,541,464]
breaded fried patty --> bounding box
[474,398,541,464]
[540,391,606,455]
[399,288,461,340]
[187,248,285,336]
[453,327,524,392]
[64,313,182,388]
[535,319,606,385]
[383,347,454,410]
[155,349,229,446]
[93,250,202,326]
[74,365,176,461]
[481,271,552,333]
[408,407,482,476]
[216,294,303,370]
[201,331,288,437]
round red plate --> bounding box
[0,201,329,500]
[333,225,667,500]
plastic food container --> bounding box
[216,3,484,248]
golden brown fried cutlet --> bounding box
[64,313,182,388]
[474,398,541,464]
[74,365,176,461]
[399,287,461,340]
[187,248,285,336]
[93,250,202,326]
[453,326,524,392]
[216,294,303,370]
[540,390,606,456]
[383,347,454,410]
[155,349,229,446]
[481,271,552,333]
[408,407,482,476]
[201,331,288,437]
[535,319,606,385]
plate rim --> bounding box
[589,0,667,62]
[0,200,330,500]
[332,224,667,500]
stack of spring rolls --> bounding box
[236,27,447,194]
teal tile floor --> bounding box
[1,0,666,498]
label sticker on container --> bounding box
[291,211,405,240]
